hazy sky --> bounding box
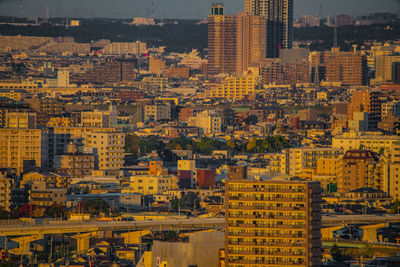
[0,0,399,19]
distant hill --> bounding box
[0,17,398,52]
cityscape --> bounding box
[0,0,399,266]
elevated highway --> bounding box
[1,215,400,237]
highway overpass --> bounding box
[1,215,400,237]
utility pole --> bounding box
[333,25,338,48]
[178,198,180,216]
[49,235,53,264]
[151,0,154,18]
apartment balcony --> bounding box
[229,188,305,193]
[229,204,307,211]
[228,259,258,265]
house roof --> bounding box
[349,187,385,194]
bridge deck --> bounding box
[0,215,400,237]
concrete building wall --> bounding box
[151,231,224,267]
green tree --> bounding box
[0,208,10,220]
[244,115,258,125]
[195,138,227,155]
[227,140,236,151]
[45,204,65,219]
[81,199,110,215]
[391,199,400,214]
[246,138,258,152]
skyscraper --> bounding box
[225,178,322,266]
[208,3,238,75]
[245,0,294,58]
[236,12,267,75]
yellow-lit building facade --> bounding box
[332,132,400,163]
[207,73,256,100]
[0,176,11,211]
[126,175,178,195]
[0,129,47,176]
[372,55,400,84]
[263,153,286,175]
[28,180,67,207]
[6,112,36,128]
[46,117,77,127]
[21,172,70,189]
[336,150,380,194]
[0,89,23,101]
[85,131,125,171]
[282,147,344,178]
[225,179,322,266]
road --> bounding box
[0,218,225,237]
[0,215,400,237]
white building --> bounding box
[57,69,70,87]
[194,110,221,135]
[130,17,156,26]
[102,41,147,56]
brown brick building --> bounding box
[310,49,368,86]
[71,58,137,85]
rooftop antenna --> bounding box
[19,0,23,17]
[333,25,338,48]
[113,0,117,18]
[314,62,320,86]
[319,3,322,18]
[45,3,50,20]
[146,0,150,17]
[151,0,155,18]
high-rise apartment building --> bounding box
[347,90,382,129]
[261,58,309,85]
[208,4,238,75]
[85,131,125,173]
[245,0,294,58]
[337,150,380,193]
[372,55,400,84]
[310,49,368,86]
[225,178,322,266]
[236,12,267,75]
[0,129,48,176]
[70,58,137,84]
